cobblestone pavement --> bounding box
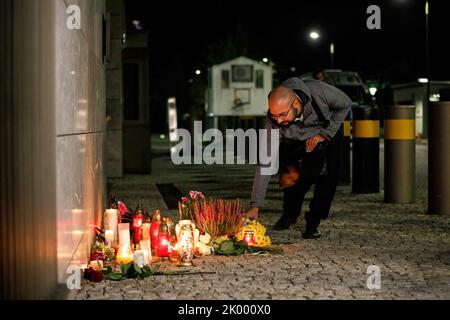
[74,142,450,300]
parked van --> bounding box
[299,69,375,107]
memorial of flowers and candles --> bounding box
[84,191,281,282]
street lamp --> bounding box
[425,1,430,114]
[262,57,269,63]
[309,31,320,40]
[330,41,335,69]
[195,69,201,76]
[309,30,335,69]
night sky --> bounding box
[125,0,449,130]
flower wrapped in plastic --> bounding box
[237,219,272,247]
[178,191,206,221]
[191,232,212,256]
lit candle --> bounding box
[105,229,114,248]
[170,241,179,262]
[143,250,149,266]
[244,231,256,247]
[139,239,152,265]
[157,220,171,260]
[177,224,194,266]
[118,223,131,246]
[194,228,200,249]
[104,209,119,243]
[116,244,133,265]
[141,222,151,241]
[150,210,161,250]
[133,250,145,268]
[132,205,145,244]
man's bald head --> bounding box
[267,85,303,126]
[268,86,295,108]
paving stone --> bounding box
[73,145,450,300]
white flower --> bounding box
[195,242,212,256]
[199,233,211,245]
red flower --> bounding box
[118,201,127,215]
[181,197,190,204]
[89,269,104,282]
[90,250,106,261]
[189,191,205,201]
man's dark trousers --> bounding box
[283,125,344,228]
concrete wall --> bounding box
[55,0,106,286]
[0,0,57,300]
[0,0,106,299]
[105,0,124,178]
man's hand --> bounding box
[244,207,259,220]
[306,134,326,153]
[279,165,300,190]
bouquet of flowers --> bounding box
[193,198,245,239]
[178,190,205,221]
[237,219,272,247]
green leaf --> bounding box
[134,264,142,274]
[220,240,235,252]
[123,262,132,275]
[104,273,123,281]
[120,262,125,274]
[142,266,151,273]
[141,269,151,277]
[235,240,248,248]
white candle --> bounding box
[118,223,130,246]
[194,228,200,248]
[142,250,149,266]
[105,229,114,247]
[104,209,119,242]
[140,239,152,265]
[133,250,145,268]
[141,223,151,241]
[116,244,133,265]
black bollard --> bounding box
[338,112,351,185]
[428,101,450,215]
[352,106,380,193]
[384,105,416,203]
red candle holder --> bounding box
[150,210,161,250]
[244,231,256,247]
[132,205,145,244]
[157,220,171,260]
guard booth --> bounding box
[206,56,273,132]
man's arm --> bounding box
[318,81,352,140]
[250,167,272,208]
[250,117,279,208]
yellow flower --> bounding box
[237,220,271,247]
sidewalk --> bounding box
[74,139,450,300]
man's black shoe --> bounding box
[302,227,321,239]
[273,215,297,230]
